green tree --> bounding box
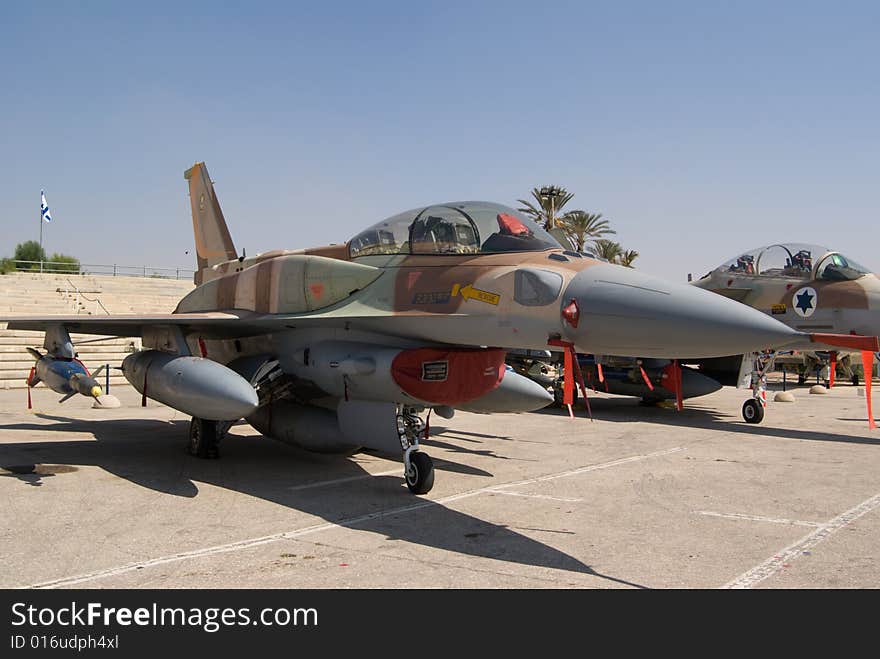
[618,249,639,268]
[593,239,623,263]
[14,240,46,269]
[0,258,15,274]
[49,253,80,274]
[559,211,615,252]
[516,185,575,232]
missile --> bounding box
[26,347,103,400]
[122,350,259,420]
[457,367,554,413]
[578,361,721,401]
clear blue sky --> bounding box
[1,1,877,280]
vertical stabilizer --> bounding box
[184,162,237,285]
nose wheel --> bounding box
[741,350,773,424]
[404,450,435,494]
[397,405,435,495]
[742,399,764,424]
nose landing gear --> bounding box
[397,405,435,495]
[739,351,774,424]
[742,398,765,424]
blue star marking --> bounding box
[795,290,814,313]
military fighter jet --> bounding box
[690,243,880,422]
[6,165,876,494]
[694,243,879,341]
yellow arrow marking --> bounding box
[451,283,500,305]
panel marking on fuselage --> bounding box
[451,283,500,306]
[412,291,452,305]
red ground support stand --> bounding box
[548,339,592,421]
[862,351,876,430]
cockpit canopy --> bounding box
[712,243,872,282]
[348,202,561,258]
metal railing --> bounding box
[63,278,111,315]
[4,260,194,280]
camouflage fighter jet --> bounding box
[6,166,876,494]
[691,242,880,422]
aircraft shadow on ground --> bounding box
[0,414,643,587]
[538,395,880,446]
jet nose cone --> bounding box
[564,264,800,358]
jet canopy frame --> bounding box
[715,243,872,282]
[348,202,560,258]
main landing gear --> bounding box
[188,417,226,459]
[397,405,435,495]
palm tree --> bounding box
[516,185,574,232]
[593,239,623,264]
[618,249,639,268]
[559,211,615,252]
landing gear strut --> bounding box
[188,417,222,458]
[740,351,774,424]
[397,405,434,494]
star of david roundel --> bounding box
[792,286,817,318]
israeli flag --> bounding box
[41,190,52,223]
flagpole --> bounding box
[39,200,43,273]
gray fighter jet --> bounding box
[6,164,875,494]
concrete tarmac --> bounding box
[1,383,878,589]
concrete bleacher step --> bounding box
[0,272,194,388]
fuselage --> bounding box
[693,245,880,350]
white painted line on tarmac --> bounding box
[490,446,685,491]
[696,510,823,528]
[25,446,683,589]
[491,491,584,503]
[723,493,880,589]
[286,469,402,491]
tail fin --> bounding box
[184,162,237,285]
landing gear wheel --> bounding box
[405,452,435,495]
[742,399,764,424]
[188,417,220,458]
[852,374,860,386]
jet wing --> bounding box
[2,309,458,342]
[3,312,276,338]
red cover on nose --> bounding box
[391,348,506,405]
